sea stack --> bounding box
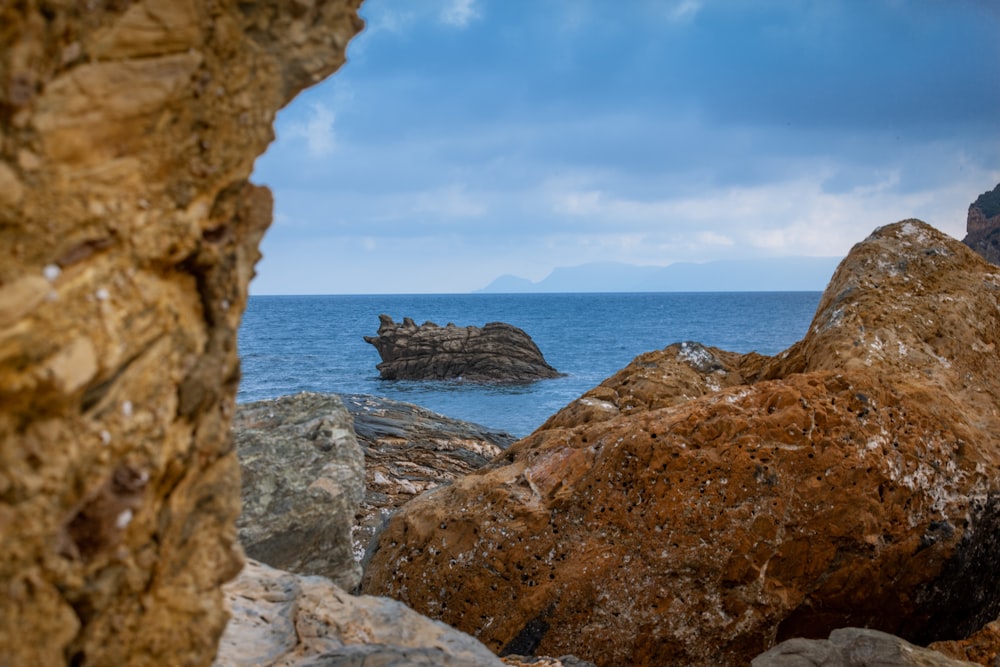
[364,314,563,383]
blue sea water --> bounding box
[237,292,823,438]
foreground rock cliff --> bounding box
[363,220,1000,667]
[0,3,363,665]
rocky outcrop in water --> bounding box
[363,220,1000,667]
[0,2,363,665]
[962,183,1000,264]
[364,314,562,382]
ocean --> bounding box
[238,292,823,438]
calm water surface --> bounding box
[238,292,822,437]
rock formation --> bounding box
[364,314,563,382]
[752,628,978,667]
[363,221,1000,666]
[929,619,1000,666]
[343,393,515,566]
[0,2,363,665]
[234,393,366,591]
[214,558,512,667]
[962,183,1000,264]
[233,392,514,587]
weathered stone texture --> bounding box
[363,221,1000,666]
[0,2,363,665]
[234,393,366,591]
[215,559,510,667]
[365,314,563,382]
[343,393,515,567]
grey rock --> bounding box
[234,393,365,590]
[214,559,507,667]
[364,314,562,382]
[751,628,980,667]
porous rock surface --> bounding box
[363,221,1000,666]
[962,183,1000,265]
[0,2,363,665]
[234,393,366,591]
[929,619,1000,666]
[364,314,562,382]
[752,628,978,667]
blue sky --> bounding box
[250,0,1000,295]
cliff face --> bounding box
[962,183,1000,264]
[0,3,363,665]
[363,221,1000,666]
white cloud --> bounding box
[415,185,488,217]
[441,0,480,28]
[285,103,336,158]
[697,231,735,246]
[665,0,703,23]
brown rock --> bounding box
[962,183,1000,264]
[364,314,563,382]
[362,221,1000,667]
[0,3,363,666]
[930,619,1000,666]
[343,393,515,568]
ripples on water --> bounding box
[238,292,823,438]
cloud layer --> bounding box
[251,0,1000,294]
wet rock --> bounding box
[363,221,1000,666]
[752,628,979,667]
[0,2,364,665]
[364,314,562,382]
[234,393,365,591]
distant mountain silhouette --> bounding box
[475,257,843,293]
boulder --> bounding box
[962,183,1000,264]
[233,391,514,586]
[214,559,510,667]
[234,393,365,591]
[0,2,363,665]
[362,221,1000,666]
[342,393,515,567]
[364,314,562,382]
[752,628,979,667]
